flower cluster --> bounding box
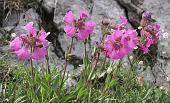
[64,10,96,40]
[138,11,161,54]
[102,16,138,60]
[10,22,49,60]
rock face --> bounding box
[0,0,4,26]
[12,8,41,35]
[38,0,56,13]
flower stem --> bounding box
[46,49,51,86]
[46,50,50,74]
[83,40,88,81]
[30,47,35,85]
[60,38,73,89]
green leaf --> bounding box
[77,87,88,99]
[151,19,157,23]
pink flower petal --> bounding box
[79,10,89,18]
[10,37,23,51]
[23,22,37,36]
[39,31,49,48]
[120,16,128,25]
[64,11,75,24]
[64,25,76,38]
[15,47,29,60]
[31,47,46,60]
[85,21,96,34]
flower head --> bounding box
[102,17,138,60]
[10,37,23,51]
[142,11,152,20]
[10,22,49,60]
[138,24,160,54]
[138,12,161,54]
[64,10,95,40]
[15,47,29,60]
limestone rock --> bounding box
[38,0,57,13]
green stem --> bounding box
[30,47,35,85]
[46,50,50,74]
[83,40,88,81]
[46,49,51,87]
[60,38,74,89]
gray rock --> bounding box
[2,10,20,27]
[38,0,57,13]
[12,8,41,35]
[0,28,5,40]
[115,0,144,27]
[0,0,4,26]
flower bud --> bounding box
[129,56,133,61]
[138,61,144,66]
[110,23,117,29]
[138,26,142,30]
[102,19,110,26]
[11,33,16,38]
[142,11,152,20]
[160,86,166,91]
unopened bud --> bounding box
[142,11,152,20]
[160,86,166,91]
[134,46,138,49]
[138,61,144,66]
[129,56,133,60]
[110,24,117,29]
[102,19,110,26]
[11,33,16,38]
[138,26,142,30]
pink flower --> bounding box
[79,10,89,18]
[85,21,96,34]
[116,16,128,30]
[9,37,23,51]
[15,47,29,60]
[138,22,161,54]
[38,31,49,48]
[23,22,37,36]
[142,11,152,20]
[64,11,75,24]
[10,22,49,61]
[138,11,161,54]
[102,17,138,60]
[64,25,76,38]
[120,16,128,26]
[31,47,46,60]
[103,29,137,60]
[122,29,138,50]
[77,21,96,40]
[63,10,95,40]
